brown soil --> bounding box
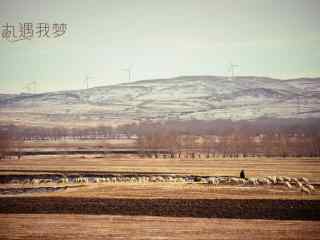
[0,197,319,220]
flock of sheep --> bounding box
[12,174,316,194]
[207,176,315,194]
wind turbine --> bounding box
[30,81,37,93]
[23,81,37,94]
[122,67,133,82]
[22,85,31,93]
[22,81,37,107]
[228,63,239,81]
[226,63,239,120]
[84,75,94,90]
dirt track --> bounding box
[1,197,319,220]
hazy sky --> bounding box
[0,0,319,93]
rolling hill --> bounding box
[0,76,319,126]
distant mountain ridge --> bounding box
[0,76,319,126]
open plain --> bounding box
[1,140,320,239]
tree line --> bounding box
[0,118,320,159]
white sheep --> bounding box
[229,177,240,184]
[258,178,271,185]
[239,178,247,184]
[306,184,315,191]
[198,177,207,183]
[284,181,292,189]
[76,177,88,183]
[301,186,311,194]
[157,176,165,182]
[283,176,291,182]
[300,177,309,184]
[10,179,20,184]
[58,178,68,184]
[185,177,193,183]
[42,179,53,184]
[130,177,137,182]
[149,176,156,182]
[248,177,258,185]
[39,179,46,184]
[296,181,303,188]
[31,179,40,185]
[214,177,225,184]
[266,176,273,181]
[167,176,174,182]
[257,178,265,185]
[114,177,120,182]
[75,177,81,183]
[93,178,100,183]
[277,176,284,184]
[264,178,272,185]
[111,177,117,182]
[22,179,30,184]
[267,176,277,184]
[75,177,83,183]
[144,176,150,182]
[208,177,217,185]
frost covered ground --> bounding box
[0,76,319,126]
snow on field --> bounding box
[0,76,319,123]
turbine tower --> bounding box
[23,81,37,94]
[229,63,239,81]
[227,63,239,120]
[84,75,94,89]
[22,85,31,93]
[22,81,37,107]
[122,67,132,82]
[30,81,37,93]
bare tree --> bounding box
[0,131,13,160]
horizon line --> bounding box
[1,74,319,95]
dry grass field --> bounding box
[1,155,319,181]
[1,214,320,240]
[1,148,320,239]
[1,182,320,200]
[41,182,320,200]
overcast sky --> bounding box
[0,0,319,93]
